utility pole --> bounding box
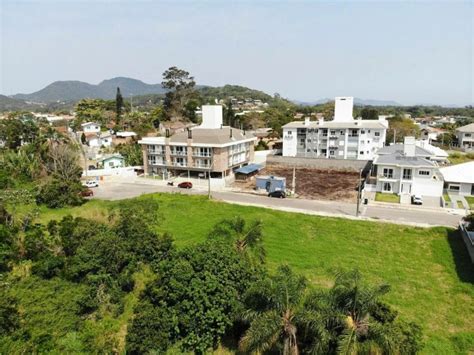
[393,129,396,144]
[292,166,296,195]
[356,167,363,217]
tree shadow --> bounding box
[446,229,474,284]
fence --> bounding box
[459,222,474,263]
[266,155,370,172]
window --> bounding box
[330,150,335,155]
[361,130,365,134]
[287,130,293,135]
[374,132,380,137]
[359,151,364,155]
[383,168,394,178]
[465,133,471,137]
[350,129,358,137]
[330,130,336,135]
[300,139,305,144]
[383,182,392,192]
[340,130,344,135]
[418,170,430,176]
[402,168,412,180]
[448,184,460,191]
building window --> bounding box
[359,151,364,155]
[361,130,365,134]
[287,131,292,135]
[418,170,430,176]
[383,182,392,192]
[330,130,336,135]
[330,150,335,156]
[465,133,471,137]
[350,129,358,137]
[374,132,380,137]
[383,168,394,178]
[448,184,460,191]
[402,168,412,180]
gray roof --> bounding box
[456,123,474,133]
[376,144,432,157]
[374,153,437,167]
[283,120,387,129]
[169,127,256,145]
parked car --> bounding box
[268,190,286,199]
[411,195,423,205]
[178,181,193,189]
[82,180,99,188]
[80,188,94,197]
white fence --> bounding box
[82,166,142,178]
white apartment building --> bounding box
[282,97,388,160]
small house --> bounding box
[256,175,286,193]
[81,122,101,133]
[98,154,125,169]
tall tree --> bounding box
[161,66,196,121]
[115,87,124,123]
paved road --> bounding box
[91,181,463,228]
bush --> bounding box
[36,179,84,208]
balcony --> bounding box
[147,148,165,155]
[173,162,187,167]
[193,152,212,157]
[170,150,187,156]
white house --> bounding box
[98,154,125,169]
[439,161,474,196]
[282,97,388,160]
[88,132,113,148]
[369,137,443,197]
[456,123,474,150]
[81,122,101,133]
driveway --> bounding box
[91,180,463,228]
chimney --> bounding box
[304,117,310,126]
[187,128,192,139]
[403,136,416,157]
[334,97,354,122]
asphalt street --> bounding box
[91,181,463,228]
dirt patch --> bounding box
[234,166,360,201]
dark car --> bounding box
[178,181,193,189]
[80,188,94,197]
[268,190,286,198]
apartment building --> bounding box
[456,123,474,150]
[369,137,443,197]
[282,97,388,160]
[139,105,256,179]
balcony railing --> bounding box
[148,148,166,155]
[170,150,187,156]
[193,152,212,157]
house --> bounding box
[439,162,474,196]
[98,154,125,169]
[282,97,388,160]
[139,105,257,179]
[87,132,113,148]
[369,137,443,197]
[420,127,445,143]
[81,122,101,133]
[456,123,474,150]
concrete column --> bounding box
[142,146,149,176]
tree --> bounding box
[224,101,236,127]
[45,144,82,183]
[360,107,379,120]
[209,216,265,264]
[115,143,143,166]
[239,265,308,355]
[161,66,196,121]
[36,179,84,208]
[115,87,124,123]
[386,116,419,143]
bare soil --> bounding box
[234,165,360,201]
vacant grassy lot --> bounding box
[32,193,474,354]
[375,192,400,203]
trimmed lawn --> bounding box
[27,194,474,353]
[466,196,474,211]
[444,193,451,203]
[375,192,400,203]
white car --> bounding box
[83,180,99,188]
[411,195,423,205]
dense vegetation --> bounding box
[0,194,472,353]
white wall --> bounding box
[334,97,354,122]
[83,124,100,133]
[282,128,297,156]
[412,178,443,197]
[199,105,223,129]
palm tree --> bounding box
[327,270,396,355]
[239,265,308,354]
[209,216,265,263]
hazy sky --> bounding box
[1,0,473,105]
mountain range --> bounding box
[12,77,167,103]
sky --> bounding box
[0,0,473,106]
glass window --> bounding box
[383,182,392,192]
[383,168,393,178]
[402,168,412,180]
[375,132,380,137]
[418,170,430,176]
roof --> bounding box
[81,121,100,127]
[116,131,137,137]
[235,164,263,174]
[376,144,432,157]
[282,119,387,130]
[374,153,437,167]
[415,141,449,158]
[439,161,474,184]
[139,127,257,147]
[98,154,124,162]
[456,123,474,133]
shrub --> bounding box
[36,179,84,208]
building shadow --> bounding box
[447,229,474,284]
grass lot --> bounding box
[24,194,474,353]
[375,192,400,203]
[444,193,452,203]
[448,152,474,165]
[457,201,465,209]
[466,196,474,211]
